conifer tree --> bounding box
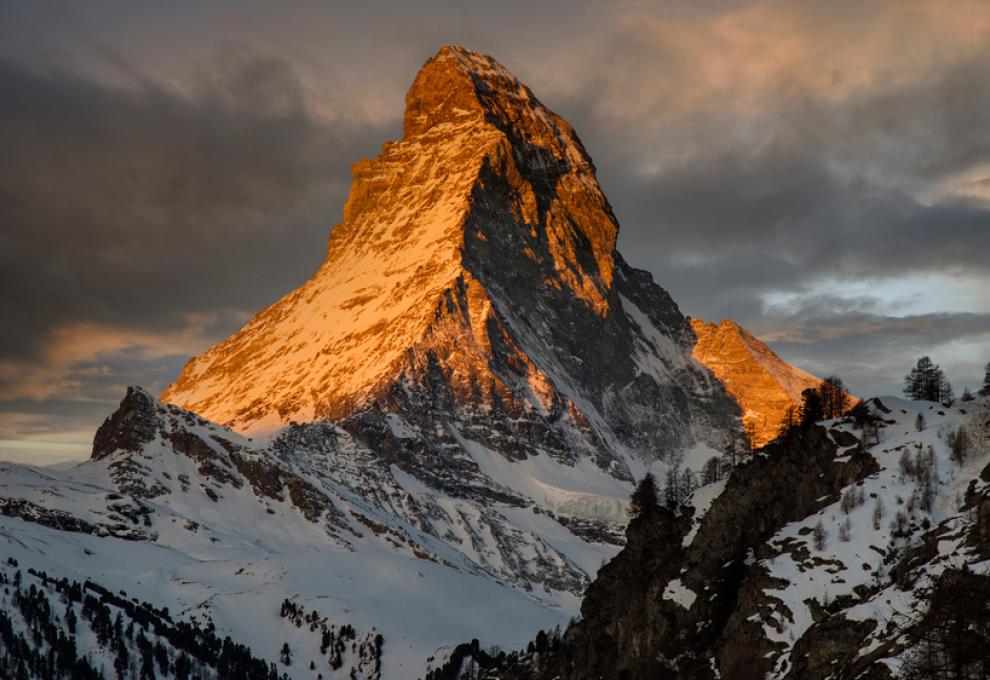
[679,468,697,501]
[818,376,849,420]
[700,456,722,486]
[662,466,681,508]
[629,473,659,518]
[800,388,825,427]
[904,356,953,403]
[980,362,990,397]
[778,405,799,437]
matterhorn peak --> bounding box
[162,45,739,470]
[402,44,533,137]
[402,45,594,170]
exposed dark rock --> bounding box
[468,425,880,680]
[0,497,150,540]
[92,386,159,460]
[784,615,880,680]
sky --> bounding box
[2,0,989,463]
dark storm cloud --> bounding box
[566,51,990,324]
[0,51,393,399]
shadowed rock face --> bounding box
[92,386,159,460]
[162,45,741,472]
[560,427,878,680]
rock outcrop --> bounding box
[443,397,990,679]
[535,425,879,680]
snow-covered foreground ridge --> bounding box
[751,396,990,677]
[0,386,629,678]
[474,395,990,679]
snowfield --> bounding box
[0,389,630,678]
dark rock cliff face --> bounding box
[481,425,880,680]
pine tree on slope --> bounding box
[818,376,849,420]
[629,473,659,518]
[904,356,954,404]
[800,388,825,427]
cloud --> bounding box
[0,313,246,401]
[0,48,394,458]
[0,50,393,362]
[746,293,990,397]
[554,4,990,330]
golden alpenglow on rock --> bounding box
[161,45,740,470]
[164,47,615,431]
[690,317,827,447]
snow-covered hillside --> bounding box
[0,386,628,678]
[456,395,990,679]
[752,395,990,677]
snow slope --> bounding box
[743,396,990,677]
[0,387,628,677]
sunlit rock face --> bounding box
[690,318,824,447]
[163,45,740,474]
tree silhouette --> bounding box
[800,388,824,427]
[818,376,849,420]
[904,356,954,404]
[629,473,659,518]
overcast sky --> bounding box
[2,0,989,463]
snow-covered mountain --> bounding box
[690,318,835,447]
[1,386,621,678]
[0,45,861,679]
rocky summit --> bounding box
[163,45,742,477]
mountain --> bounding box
[1,385,613,678]
[690,318,829,447]
[161,44,741,477]
[0,45,747,679]
[432,396,990,679]
[0,44,902,680]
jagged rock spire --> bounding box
[163,46,621,429]
[162,45,738,471]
